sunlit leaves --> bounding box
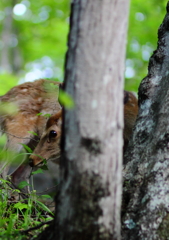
[125,0,166,91]
[59,89,74,109]
[0,102,18,115]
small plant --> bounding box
[0,153,55,240]
[0,175,54,240]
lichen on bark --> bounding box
[122,2,169,240]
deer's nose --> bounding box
[29,158,34,167]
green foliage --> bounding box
[0,102,18,115]
[20,144,33,153]
[126,0,166,91]
[27,131,38,136]
[0,0,70,87]
[0,140,55,239]
[0,170,54,239]
[0,0,167,94]
[59,89,74,109]
[32,168,44,175]
[18,181,30,190]
[0,74,19,95]
[43,113,52,118]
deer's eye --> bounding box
[49,130,57,139]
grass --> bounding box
[0,177,55,240]
[0,136,57,240]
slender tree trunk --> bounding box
[1,0,22,74]
[36,0,130,239]
[122,3,169,240]
[54,0,129,239]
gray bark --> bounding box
[1,0,22,74]
[54,0,129,239]
[1,6,13,73]
[122,3,169,240]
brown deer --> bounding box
[29,91,138,168]
[0,79,61,189]
[123,90,138,151]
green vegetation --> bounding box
[0,0,167,239]
[126,0,166,91]
[0,177,54,240]
[0,0,167,94]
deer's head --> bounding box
[29,110,62,167]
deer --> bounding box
[0,84,138,191]
[0,79,61,190]
[123,90,138,151]
[29,90,138,168]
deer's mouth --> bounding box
[29,158,45,167]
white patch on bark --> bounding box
[98,196,114,229]
[91,100,97,109]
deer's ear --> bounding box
[46,110,62,129]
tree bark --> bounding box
[36,0,129,239]
[122,2,169,240]
[0,0,22,74]
[54,0,129,239]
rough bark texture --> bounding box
[36,0,129,239]
[54,0,129,240]
[122,2,169,240]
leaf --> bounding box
[41,195,52,199]
[0,178,10,184]
[20,144,33,153]
[40,164,48,171]
[36,200,54,215]
[43,113,51,118]
[13,202,28,210]
[0,102,18,115]
[32,169,44,175]
[18,181,30,189]
[59,90,74,109]
[43,159,47,165]
[27,131,38,136]
[50,83,59,89]
[37,112,43,116]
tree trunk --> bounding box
[54,0,129,239]
[36,0,129,239]
[122,3,169,240]
[0,0,22,74]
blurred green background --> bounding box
[0,0,167,95]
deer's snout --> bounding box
[29,155,44,167]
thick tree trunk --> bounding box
[54,0,129,240]
[122,3,169,240]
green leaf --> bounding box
[59,90,74,109]
[37,112,43,116]
[32,169,44,175]
[0,178,10,184]
[36,200,54,216]
[50,83,59,89]
[20,144,33,153]
[18,181,30,189]
[40,164,48,171]
[27,131,38,136]
[0,102,18,115]
[43,113,51,118]
[41,195,52,199]
[13,202,28,210]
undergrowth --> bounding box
[0,177,55,240]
